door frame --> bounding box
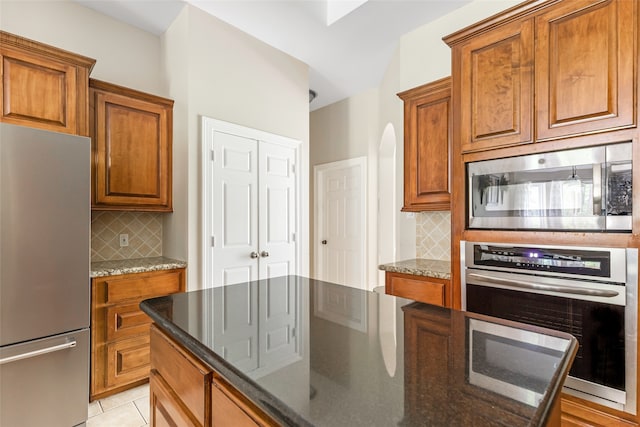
[314,156,367,288]
[201,116,302,289]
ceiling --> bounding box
[75,0,471,110]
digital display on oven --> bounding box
[474,245,610,277]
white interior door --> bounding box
[259,142,296,280]
[203,117,300,289]
[210,131,259,286]
[315,157,366,289]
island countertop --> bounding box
[140,275,577,427]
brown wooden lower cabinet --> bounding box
[561,397,638,427]
[385,271,450,307]
[150,324,278,427]
[150,370,200,427]
[91,268,186,400]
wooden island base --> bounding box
[149,324,278,427]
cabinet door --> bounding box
[211,381,259,427]
[1,47,77,134]
[535,0,636,140]
[150,325,212,427]
[150,370,200,427]
[399,78,451,211]
[91,80,173,211]
[560,397,636,427]
[211,374,276,427]
[0,32,94,136]
[458,19,534,153]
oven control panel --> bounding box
[473,244,610,277]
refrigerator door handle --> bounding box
[0,338,77,365]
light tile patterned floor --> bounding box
[87,384,149,427]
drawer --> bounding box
[150,324,212,426]
[106,334,150,388]
[106,303,152,341]
[385,272,448,307]
[105,270,183,304]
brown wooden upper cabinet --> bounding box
[445,0,637,154]
[90,79,174,211]
[0,31,96,136]
[398,77,451,211]
[535,0,635,141]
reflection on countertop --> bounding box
[379,258,451,280]
[141,275,576,427]
[90,256,187,278]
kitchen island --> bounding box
[140,275,577,426]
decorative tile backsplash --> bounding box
[416,211,451,261]
[91,212,162,261]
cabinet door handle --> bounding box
[250,251,259,259]
[260,251,269,258]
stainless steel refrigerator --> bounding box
[0,123,90,426]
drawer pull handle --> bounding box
[0,339,76,365]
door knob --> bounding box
[321,240,327,245]
[260,251,270,258]
[250,251,259,259]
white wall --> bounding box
[310,0,522,270]
[162,5,310,290]
[309,88,379,288]
[0,1,166,95]
[1,1,310,291]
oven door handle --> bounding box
[467,273,620,298]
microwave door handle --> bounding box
[593,163,602,215]
[467,273,619,298]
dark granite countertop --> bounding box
[140,276,577,427]
[90,256,187,278]
[379,258,451,280]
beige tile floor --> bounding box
[87,383,149,427]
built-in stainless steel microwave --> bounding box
[467,142,632,231]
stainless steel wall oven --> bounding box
[461,241,638,414]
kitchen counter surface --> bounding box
[379,258,451,280]
[90,256,187,278]
[141,275,577,427]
